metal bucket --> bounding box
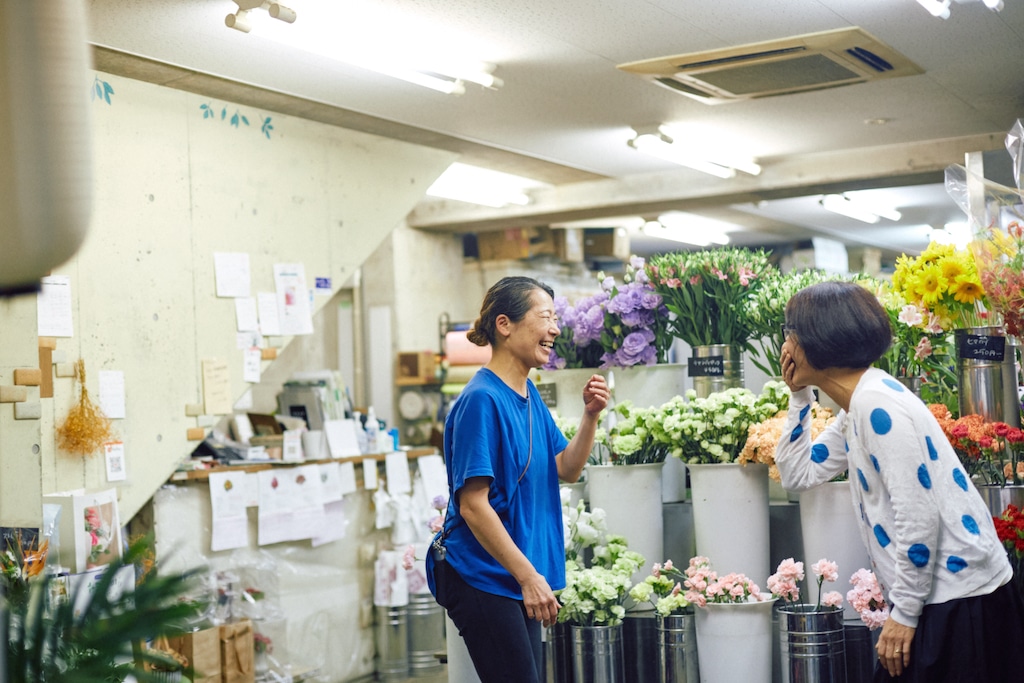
[571,624,625,683]
[843,620,877,683]
[407,593,445,676]
[623,611,658,683]
[375,605,409,680]
[657,613,699,683]
[956,327,1020,427]
[690,344,744,398]
[778,604,846,683]
[977,485,1024,517]
[545,622,573,683]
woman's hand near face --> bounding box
[780,343,807,392]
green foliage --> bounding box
[6,536,207,683]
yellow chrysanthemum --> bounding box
[952,275,984,304]
[892,254,914,291]
[939,256,965,282]
[914,263,948,307]
[920,242,954,264]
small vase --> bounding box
[571,623,625,683]
[693,599,776,683]
[776,604,846,683]
[255,651,269,679]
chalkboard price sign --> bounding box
[689,355,725,377]
[958,334,1005,361]
[536,382,558,409]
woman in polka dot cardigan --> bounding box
[774,280,1024,682]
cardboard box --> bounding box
[583,227,630,261]
[396,351,437,386]
[167,627,222,683]
[220,620,255,683]
[553,227,584,263]
[476,227,556,261]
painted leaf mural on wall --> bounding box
[199,103,273,139]
[91,77,114,104]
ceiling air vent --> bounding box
[618,27,922,104]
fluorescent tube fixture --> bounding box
[642,212,733,246]
[233,3,502,95]
[628,126,761,179]
[426,163,547,208]
[820,194,902,224]
[915,0,951,18]
[226,1,297,33]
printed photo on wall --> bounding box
[72,489,122,571]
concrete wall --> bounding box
[0,69,455,530]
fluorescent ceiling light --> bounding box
[640,212,735,246]
[426,163,548,208]
[916,0,951,18]
[236,3,500,94]
[931,221,971,249]
[551,216,646,231]
[628,126,761,179]
[820,194,902,224]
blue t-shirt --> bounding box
[427,368,569,600]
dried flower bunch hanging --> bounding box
[56,358,113,456]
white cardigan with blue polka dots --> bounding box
[775,368,1012,628]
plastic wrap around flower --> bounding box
[945,119,1024,336]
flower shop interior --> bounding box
[2,2,1023,683]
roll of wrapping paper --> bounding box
[445,331,492,365]
[444,364,484,384]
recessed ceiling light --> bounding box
[864,118,891,126]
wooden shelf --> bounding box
[171,447,438,481]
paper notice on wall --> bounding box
[214,252,251,298]
[256,466,328,545]
[312,499,349,547]
[338,461,358,496]
[201,359,233,415]
[273,263,314,336]
[257,292,281,336]
[243,347,262,384]
[37,275,74,337]
[385,451,412,496]
[235,297,259,332]
[416,454,448,505]
[98,370,126,419]
[104,442,127,482]
[209,471,250,551]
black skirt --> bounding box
[874,579,1024,683]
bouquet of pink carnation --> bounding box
[682,556,769,608]
[767,557,844,611]
[846,568,889,630]
[629,559,692,616]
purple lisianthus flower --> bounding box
[640,289,662,310]
[607,328,657,367]
[606,285,643,316]
[620,307,656,328]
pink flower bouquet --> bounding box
[846,568,889,630]
[682,556,770,608]
[767,556,844,612]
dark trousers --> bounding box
[874,579,1024,682]
[433,558,542,683]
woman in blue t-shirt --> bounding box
[427,276,609,682]
[774,280,1024,682]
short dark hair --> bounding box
[785,280,891,370]
[466,276,554,347]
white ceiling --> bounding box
[86,0,1024,264]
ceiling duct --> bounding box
[617,28,923,104]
